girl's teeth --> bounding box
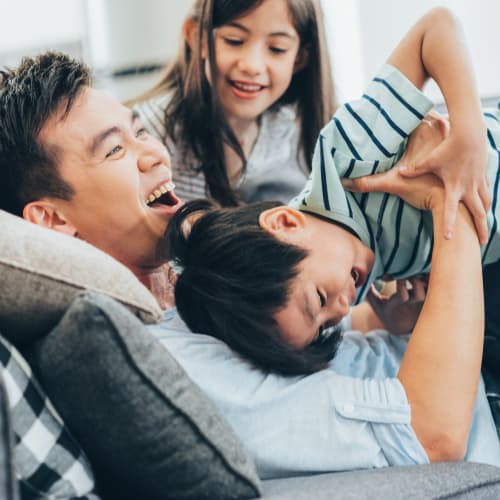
[234,82,261,91]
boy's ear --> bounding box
[258,206,307,239]
[183,17,208,58]
[23,201,78,237]
[294,46,310,74]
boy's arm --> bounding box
[387,7,490,243]
[344,164,483,462]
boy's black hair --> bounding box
[0,52,91,215]
[165,199,342,375]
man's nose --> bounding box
[137,140,171,172]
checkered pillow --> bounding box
[0,336,99,499]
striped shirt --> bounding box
[290,64,500,303]
[135,95,309,203]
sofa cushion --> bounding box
[31,291,261,500]
[260,462,500,499]
[0,210,162,346]
[0,336,98,499]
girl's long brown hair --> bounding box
[134,0,336,206]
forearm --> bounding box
[351,302,384,333]
[397,202,483,461]
[388,7,484,134]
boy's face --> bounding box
[268,209,374,349]
[37,87,181,268]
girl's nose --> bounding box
[238,46,265,75]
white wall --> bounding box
[83,0,190,71]
[322,0,500,103]
[2,1,499,103]
[0,0,84,53]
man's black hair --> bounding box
[0,52,91,215]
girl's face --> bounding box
[209,0,304,124]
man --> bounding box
[0,52,180,309]
[0,48,498,478]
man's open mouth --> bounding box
[146,181,179,207]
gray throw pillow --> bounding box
[30,291,261,500]
[0,210,162,346]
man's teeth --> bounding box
[147,181,175,204]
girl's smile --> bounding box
[210,0,305,124]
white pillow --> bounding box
[0,210,162,346]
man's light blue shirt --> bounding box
[149,310,500,479]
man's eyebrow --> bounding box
[89,126,121,156]
[225,21,296,39]
[89,111,139,156]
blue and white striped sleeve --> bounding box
[329,64,434,173]
[288,64,435,272]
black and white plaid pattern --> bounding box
[0,336,99,499]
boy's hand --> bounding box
[342,163,444,213]
[366,276,428,335]
[397,112,490,244]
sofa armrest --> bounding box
[0,372,19,500]
[259,462,500,499]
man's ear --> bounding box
[258,206,307,239]
[23,201,77,237]
[183,17,208,58]
[293,46,310,74]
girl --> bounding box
[132,0,336,205]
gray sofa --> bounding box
[1,209,500,499]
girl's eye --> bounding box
[135,128,147,137]
[224,38,243,46]
[105,145,122,158]
[317,290,326,307]
[270,47,287,54]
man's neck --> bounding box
[131,263,175,310]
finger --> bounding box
[342,169,398,194]
[397,154,436,178]
[408,277,426,302]
[442,190,461,240]
[397,279,409,302]
[366,285,384,312]
[465,192,488,245]
[367,283,384,301]
[478,177,492,214]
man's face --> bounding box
[38,87,181,268]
